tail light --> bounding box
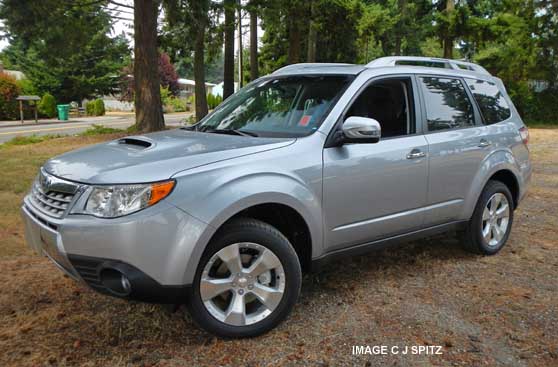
[519,126,529,145]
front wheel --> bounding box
[187,218,302,338]
[460,180,514,255]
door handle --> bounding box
[406,149,426,159]
[478,139,492,148]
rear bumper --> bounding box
[21,197,208,303]
[517,158,532,206]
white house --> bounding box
[178,78,216,97]
[211,81,239,97]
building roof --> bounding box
[3,70,26,80]
[16,95,40,101]
[178,78,216,87]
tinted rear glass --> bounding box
[465,78,511,125]
[419,77,475,131]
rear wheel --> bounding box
[187,218,301,338]
[460,180,514,255]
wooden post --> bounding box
[19,100,24,123]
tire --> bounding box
[187,218,302,338]
[460,180,514,255]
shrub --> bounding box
[167,97,187,112]
[85,101,95,116]
[93,98,105,116]
[38,93,57,118]
[0,72,21,120]
[160,86,172,105]
[207,93,222,109]
[85,98,106,116]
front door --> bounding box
[322,76,429,252]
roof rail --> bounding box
[272,63,353,74]
[366,56,491,76]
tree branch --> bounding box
[108,0,134,9]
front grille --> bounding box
[28,170,80,218]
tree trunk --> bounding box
[134,0,164,132]
[287,13,301,64]
[194,27,208,121]
[238,5,244,88]
[249,5,259,81]
[443,0,455,59]
[307,0,317,62]
[223,0,235,99]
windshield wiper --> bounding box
[181,125,258,137]
[206,128,259,137]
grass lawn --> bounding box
[0,129,557,366]
[0,133,125,257]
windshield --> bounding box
[194,75,353,138]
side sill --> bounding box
[311,221,467,272]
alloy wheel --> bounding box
[481,193,510,247]
[199,242,285,326]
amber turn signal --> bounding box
[149,180,176,205]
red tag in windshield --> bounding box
[298,115,311,127]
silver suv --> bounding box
[22,57,531,338]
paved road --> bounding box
[0,113,189,143]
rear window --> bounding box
[419,76,475,131]
[465,78,511,125]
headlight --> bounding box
[84,180,175,218]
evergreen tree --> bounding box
[0,0,130,103]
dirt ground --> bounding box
[0,129,557,366]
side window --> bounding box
[419,77,475,132]
[345,78,415,138]
[465,78,511,124]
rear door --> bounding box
[417,75,488,226]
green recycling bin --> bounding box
[57,104,70,121]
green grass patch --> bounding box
[524,121,558,129]
[0,134,65,147]
[1,124,126,147]
[80,124,124,136]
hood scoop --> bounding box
[116,137,153,149]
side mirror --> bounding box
[341,116,381,144]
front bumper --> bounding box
[21,196,209,303]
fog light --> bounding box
[100,268,132,296]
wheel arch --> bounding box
[218,203,313,272]
[462,149,522,219]
[182,193,321,285]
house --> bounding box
[211,81,239,97]
[0,61,26,80]
[178,78,216,97]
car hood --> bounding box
[44,129,295,184]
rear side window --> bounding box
[465,78,511,124]
[419,77,475,132]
